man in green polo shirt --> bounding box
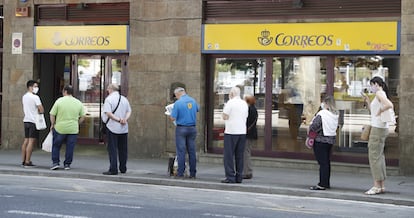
[49,85,85,170]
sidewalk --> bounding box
[0,147,413,206]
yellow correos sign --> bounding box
[202,22,399,54]
[34,25,129,53]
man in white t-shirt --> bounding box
[21,80,44,168]
[221,86,248,183]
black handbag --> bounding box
[100,95,121,136]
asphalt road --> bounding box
[0,174,413,218]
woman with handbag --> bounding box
[308,96,339,190]
[362,76,394,195]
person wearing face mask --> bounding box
[21,80,44,168]
[308,96,339,190]
[361,76,394,195]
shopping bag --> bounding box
[35,113,47,130]
[42,131,53,152]
[305,130,317,149]
[361,124,371,141]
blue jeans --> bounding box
[313,141,333,188]
[223,134,246,183]
[175,126,197,177]
[106,131,128,173]
[51,129,78,166]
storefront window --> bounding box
[272,57,326,154]
[208,56,399,165]
[211,58,265,149]
[333,56,399,164]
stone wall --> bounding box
[128,0,203,157]
[1,1,35,148]
[399,0,414,175]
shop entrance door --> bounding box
[72,55,128,143]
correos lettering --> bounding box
[65,36,110,46]
[275,33,333,47]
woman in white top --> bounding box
[362,76,394,195]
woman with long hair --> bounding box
[309,96,339,190]
[362,76,394,195]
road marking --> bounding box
[7,210,89,218]
[0,194,14,198]
[66,200,142,209]
[202,213,250,218]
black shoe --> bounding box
[310,185,326,190]
[64,164,71,170]
[243,174,253,179]
[102,171,118,175]
[50,164,60,170]
[221,179,235,183]
[23,162,36,168]
[188,176,196,180]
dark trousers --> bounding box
[223,134,246,183]
[107,131,128,173]
[52,129,77,166]
[313,141,333,188]
[288,104,304,139]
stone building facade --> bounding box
[0,0,413,175]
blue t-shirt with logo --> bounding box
[171,94,198,126]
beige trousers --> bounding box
[368,127,388,181]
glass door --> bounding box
[72,55,128,142]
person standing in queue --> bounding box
[102,83,132,175]
[21,80,44,168]
[169,87,199,179]
[309,96,339,190]
[50,85,85,170]
[362,76,394,195]
[221,86,248,183]
[243,95,258,179]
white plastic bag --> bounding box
[42,131,53,152]
[35,113,47,130]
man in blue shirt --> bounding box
[170,87,199,179]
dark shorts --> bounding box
[24,122,39,139]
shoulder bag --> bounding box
[100,95,121,135]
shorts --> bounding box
[24,122,39,139]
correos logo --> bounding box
[258,30,334,48]
[52,32,111,47]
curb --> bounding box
[1,168,413,207]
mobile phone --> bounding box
[360,91,367,97]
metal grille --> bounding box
[36,2,129,25]
[203,0,401,22]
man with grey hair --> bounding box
[221,86,248,183]
[170,87,199,179]
[102,83,132,175]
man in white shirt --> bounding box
[102,83,132,175]
[21,80,44,168]
[221,86,248,183]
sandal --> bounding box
[364,186,382,195]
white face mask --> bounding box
[370,85,378,93]
[32,87,39,94]
[320,102,325,110]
